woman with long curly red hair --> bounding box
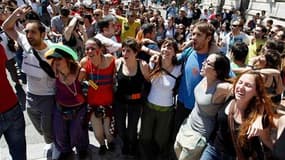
[201,71,276,160]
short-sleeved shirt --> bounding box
[246,39,266,62]
[51,15,65,34]
[177,47,208,109]
[117,16,141,41]
[221,32,249,56]
[18,32,55,95]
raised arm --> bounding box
[78,23,88,43]
[212,82,233,104]
[2,5,32,41]
[141,45,160,56]
[259,68,284,94]
[63,16,78,41]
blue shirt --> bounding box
[177,47,208,109]
[166,6,178,19]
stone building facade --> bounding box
[201,0,285,25]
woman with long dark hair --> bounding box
[175,53,231,160]
[139,38,181,160]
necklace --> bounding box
[89,63,100,90]
[63,81,78,96]
[59,72,78,96]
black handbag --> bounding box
[32,48,55,78]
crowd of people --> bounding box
[1,0,285,159]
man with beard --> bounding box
[173,21,220,142]
[2,5,57,158]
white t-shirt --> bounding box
[95,33,122,53]
[17,31,55,95]
[148,65,182,107]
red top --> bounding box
[85,58,115,106]
[55,78,85,107]
[0,44,18,113]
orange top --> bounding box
[85,58,115,106]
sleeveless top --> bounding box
[147,65,182,107]
[212,100,264,159]
[55,78,85,107]
[181,78,221,140]
[85,58,115,106]
[115,60,145,103]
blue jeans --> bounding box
[200,144,235,160]
[0,104,26,160]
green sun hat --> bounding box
[45,44,78,61]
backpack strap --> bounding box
[32,48,55,78]
[161,68,177,80]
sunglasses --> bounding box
[94,13,100,16]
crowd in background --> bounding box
[1,0,285,160]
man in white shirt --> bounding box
[2,5,57,158]
[220,20,249,56]
[95,16,122,55]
